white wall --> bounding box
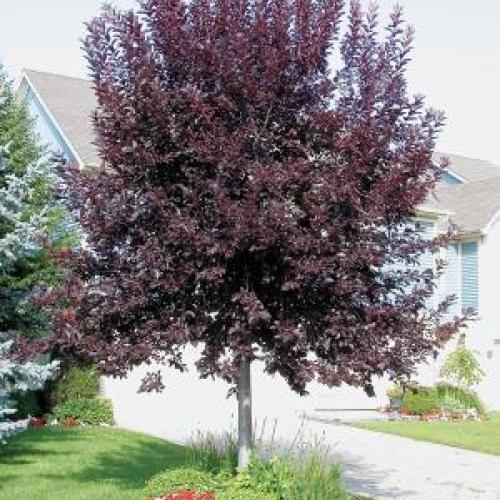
[103,345,389,442]
[473,217,500,409]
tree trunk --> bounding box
[237,357,252,471]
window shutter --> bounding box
[442,244,460,319]
[418,220,435,273]
[461,241,479,313]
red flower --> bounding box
[63,416,80,427]
[162,490,216,500]
[29,416,47,428]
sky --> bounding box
[1,0,499,165]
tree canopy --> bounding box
[29,0,461,398]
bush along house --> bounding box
[18,69,500,439]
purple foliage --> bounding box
[25,0,463,396]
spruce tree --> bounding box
[0,66,67,442]
[0,336,57,443]
[0,67,72,339]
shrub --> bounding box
[48,363,100,407]
[53,397,113,425]
[399,383,485,416]
[240,458,290,498]
[145,469,219,497]
[145,454,346,500]
[241,454,346,500]
[145,468,277,500]
[148,431,346,500]
[210,454,345,500]
[401,387,440,416]
[435,383,485,414]
[386,384,404,400]
[13,391,43,418]
[180,430,347,500]
[217,482,277,500]
[188,432,238,475]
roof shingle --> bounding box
[23,69,100,167]
[428,178,500,234]
[433,152,500,184]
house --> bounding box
[18,69,100,168]
[18,68,500,440]
[419,171,500,410]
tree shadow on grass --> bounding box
[1,427,190,499]
[41,428,190,494]
[0,428,83,497]
[0,428,77,465]
[76,437,188,490]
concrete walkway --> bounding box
[286,419,500,500]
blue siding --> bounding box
[461,241,479,313]
[440,171,464,185]
[417,220,435,273]
[25,87,76,163]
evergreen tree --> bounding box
[0,67,72,339]
[0,66,68,442]
[0,336,58,443]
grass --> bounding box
[0,426,368,500]
[0,426,188,500]
[353,413,500,456]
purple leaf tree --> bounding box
[28,0,462,468]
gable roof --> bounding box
[425,154,500,234]
[433,152,500,184]
[428,178,500,235]
[21,69,100,167]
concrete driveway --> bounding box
[284,419,500,500]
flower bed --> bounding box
[147,491,216,500]
[144,433,347,500]
[388,408,481,422]
[384,383,484,422]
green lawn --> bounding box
[0,426,367,500]
[353,413,500,456]
[0,427,189,500]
